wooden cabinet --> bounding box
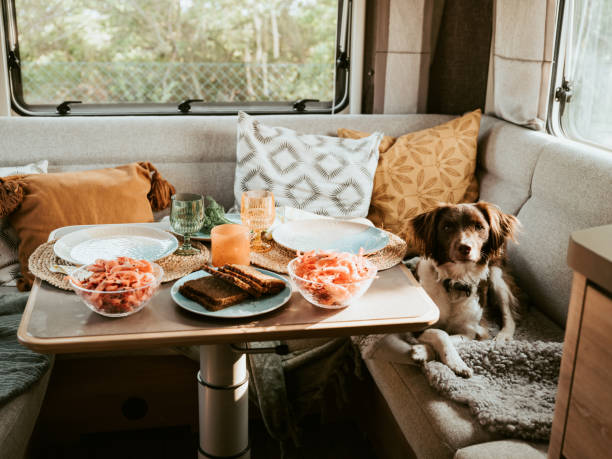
[549,225,612,459]
[559,284,612,458]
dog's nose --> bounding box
[458,244,471,256]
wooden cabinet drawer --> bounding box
[562,286,612,459]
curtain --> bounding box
[485,0,559,130]
[427,0,493,115]
[362,0,446,114]
[563,0,609,142]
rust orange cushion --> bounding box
[1,162,174,290]
[338,109,481,246]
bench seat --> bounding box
[0,359,53,459]
[2,113,612,457]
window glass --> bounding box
[559,0,612,149]
[10,0,339,109]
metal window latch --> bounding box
[336,51,349,70]
[7,50,20,69]
[292,99,319,112]
[555,78,573,117]
[56,101,82,115]
[230,343,290,355]
[178,99,203,113]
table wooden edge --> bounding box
[18,261,440,354]
[567,227,612,294]
[18,316,440,353]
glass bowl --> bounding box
[287,256,377,309]
[68,262,164,317]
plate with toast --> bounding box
[171,264,292,318]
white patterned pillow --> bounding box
[0,160,48,286]
[0,159,48,177]
[235,112,382,218]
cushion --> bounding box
[454,440,548,459]
[509,139,612,327]
[339,127,480,214]
[337,109,481,245]
[365,358,498,458]
[0,160,48,177]
[234,112,382,218]
[0,360,54,459]
[0,161,48,287]
[476,121,551,215]
[0,162,175,291]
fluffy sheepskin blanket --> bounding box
[354,310,564,441]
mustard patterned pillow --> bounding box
[338,109,481,244]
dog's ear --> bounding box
[410,206,444,258]
[475,201,521,258]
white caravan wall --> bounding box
[0,12,10,116]
[349,0,366,114]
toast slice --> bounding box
[202,265,263,298]
[179,287,226,311]
[223,264,285,293]
[179,276,250,311]
[217,267,268,295]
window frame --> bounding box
[547,0,612,152]
[1,0,350,116]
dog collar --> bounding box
[442,279,474,297]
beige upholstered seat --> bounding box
[0,359,53,459]
[454,440,548,459]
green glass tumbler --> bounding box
[170,193,204,256]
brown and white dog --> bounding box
[403,201,522,377]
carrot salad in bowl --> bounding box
[287,250,377,308]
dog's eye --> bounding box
[475,223,484,231]
[443,224,452,232]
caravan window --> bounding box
[551,0,612,150]
[2,0,349,115]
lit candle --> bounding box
[211,224,251,267]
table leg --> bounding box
[198,344,250,459]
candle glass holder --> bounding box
[211,224,251,267]
[241,190,275,253]
[170,193,204,256]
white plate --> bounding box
[54,225,179,265]
[171,269,292,318]
[272,219,389,254]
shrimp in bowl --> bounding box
[287,250,377,308]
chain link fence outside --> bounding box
[21,61,335,104]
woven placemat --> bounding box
[250,230,407,274]
[29,240,209,291]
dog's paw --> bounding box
[409,344,435,363]
[476,326,491,341]
[447,359,473,378]
[403,257,421,276]
[494,330,514,343]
